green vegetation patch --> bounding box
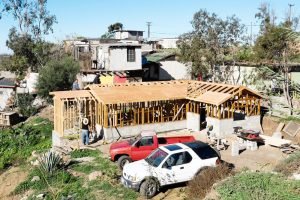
[217,172,300,200]
[14,167,93,200]
[0,117,52,170]
[70,150,119,179]
[89,179,138,200]
[274,151,300,176]
[279,116,300,123]
[70,149,100,159]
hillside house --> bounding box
[114,30,144,41]
[51,80,262,146]
[97,43,142,71]
[0,77,16,111]
[143,51,191,81]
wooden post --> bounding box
[104,105,108,127]
[218,105,221,119]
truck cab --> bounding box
[109,130,195,169]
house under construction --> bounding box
[50,80,263,143]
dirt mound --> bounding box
[0,167,28,200]
[36,105,54,122]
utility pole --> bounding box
[288,4,295,23]
[146,22,152,39]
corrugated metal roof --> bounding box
[146,52,175,62]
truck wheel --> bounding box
[140,178,157,199]
[117,155,131,170]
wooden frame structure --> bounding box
[51,80,263,137]
[186,81,261,119]
[51,90,97,136]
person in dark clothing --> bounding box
[81,117,90,145]
[93,74,101,84]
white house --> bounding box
[16,72,39,94]
[114,30,144,41]
[158,38,179,49]
[0,78,15,111]
[97,43,142,71]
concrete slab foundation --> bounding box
[52,130,64,147]
[206,115,261,138]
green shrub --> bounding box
[217,172,300,200]
[17,93,38,117]
[38,151,63,175]
[0,117,52,170]
[37,56,80,101]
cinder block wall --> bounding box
[186,112,200,131]
[206,115,261,138]
[98,120,187,140]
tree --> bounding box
[178,10,245,81]
[101,22,123,39]
[1,0,56,39]
[1,0,56,75]
[108,22,123,33]
[36,56,80,101]
[4,27,54,75]
[253,4,300,115]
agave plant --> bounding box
[38,151,63,175]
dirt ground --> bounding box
[96,126,289,200]
[0,116,294,200]
[0,167,28,200]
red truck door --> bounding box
[131,136,156,161]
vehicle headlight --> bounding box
[128,175,138,182]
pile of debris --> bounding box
[261,121,300,154]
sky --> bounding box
[0,0,300,54]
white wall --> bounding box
[186,112,200,131]
[158,38,178,49]
[206,115,261,138]
[109,47,142,71]
[0,88,14,111]
[159,61,191,80]
[99,120,187,140]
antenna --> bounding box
[146,22,152,39]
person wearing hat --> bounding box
[82,117,90,145]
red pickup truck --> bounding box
[109,130,195,169]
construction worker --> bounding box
[82,117,90,145]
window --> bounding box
[127,47,136,62]
[164,151,192,167]
[192,146,219,159]
[145,148,168,167]
[137,136,153,146]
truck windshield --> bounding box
[145,148,168,167]
[128,134,142,145]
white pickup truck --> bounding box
[121,141,221,198]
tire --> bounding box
[117,155,132,170]
[140,178,157,199]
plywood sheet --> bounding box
[283,121,300,137]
